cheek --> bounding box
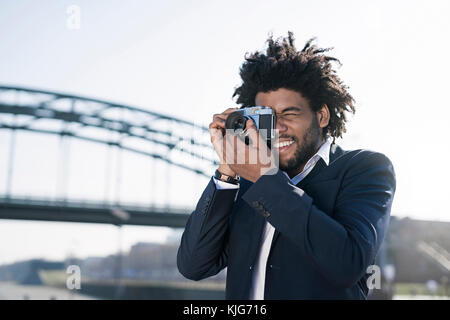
[287,122,307,140]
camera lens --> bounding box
[225,111,247,132]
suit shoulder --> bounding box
[337,148,396,187]
[358,149,393,168]
[337,147,394,169]
[339,148,397,196]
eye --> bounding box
[279,113,301,119]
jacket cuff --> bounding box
[241,169,313,225]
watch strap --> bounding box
[214,169,240,185]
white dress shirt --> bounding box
[213,139,331,299]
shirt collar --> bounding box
[297,138,331,169]
[282,139,331,184]
[316,139,331,166]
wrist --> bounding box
[218,164,237,178]
[215,169,240,185]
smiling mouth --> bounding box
[273,139,295,152]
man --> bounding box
[177,32,396,299]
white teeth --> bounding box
[274,140,294,148]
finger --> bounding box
[212,108,238,124]
[211,112,235,130]
[209,124,222,138]
[212,114,226,125]
[216,108,238,120]
[244,118,257,132]
[228,132,251,166]
[209,126,225,158]
[210,126,224,144]
[245,119,259,148]
[209,118,227,135]
[223,134,236,165]
[225,133,247,165]
[212,108,239,127]
[209,128,224,146]
[221,107,239,115]
[244,120,273,165]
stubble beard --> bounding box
[279,116,323,177]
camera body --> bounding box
[225,106,276,148]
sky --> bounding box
[0,0,449,264]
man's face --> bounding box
[255,88,324,177]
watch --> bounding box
[214,169,240,185]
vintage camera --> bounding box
[225,106,276,148]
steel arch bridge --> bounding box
[0,85,219,227]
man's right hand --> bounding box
[209,107,238,177]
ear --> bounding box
[317,104,330,129]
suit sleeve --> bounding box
[177,177,239,281]
[241,151,396,288]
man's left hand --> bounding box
[223,120,278,183]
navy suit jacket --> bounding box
[177,143,396,299]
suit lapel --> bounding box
[296,158,326,189]
[268,142,344,252]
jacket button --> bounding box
[249,266,253,270]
